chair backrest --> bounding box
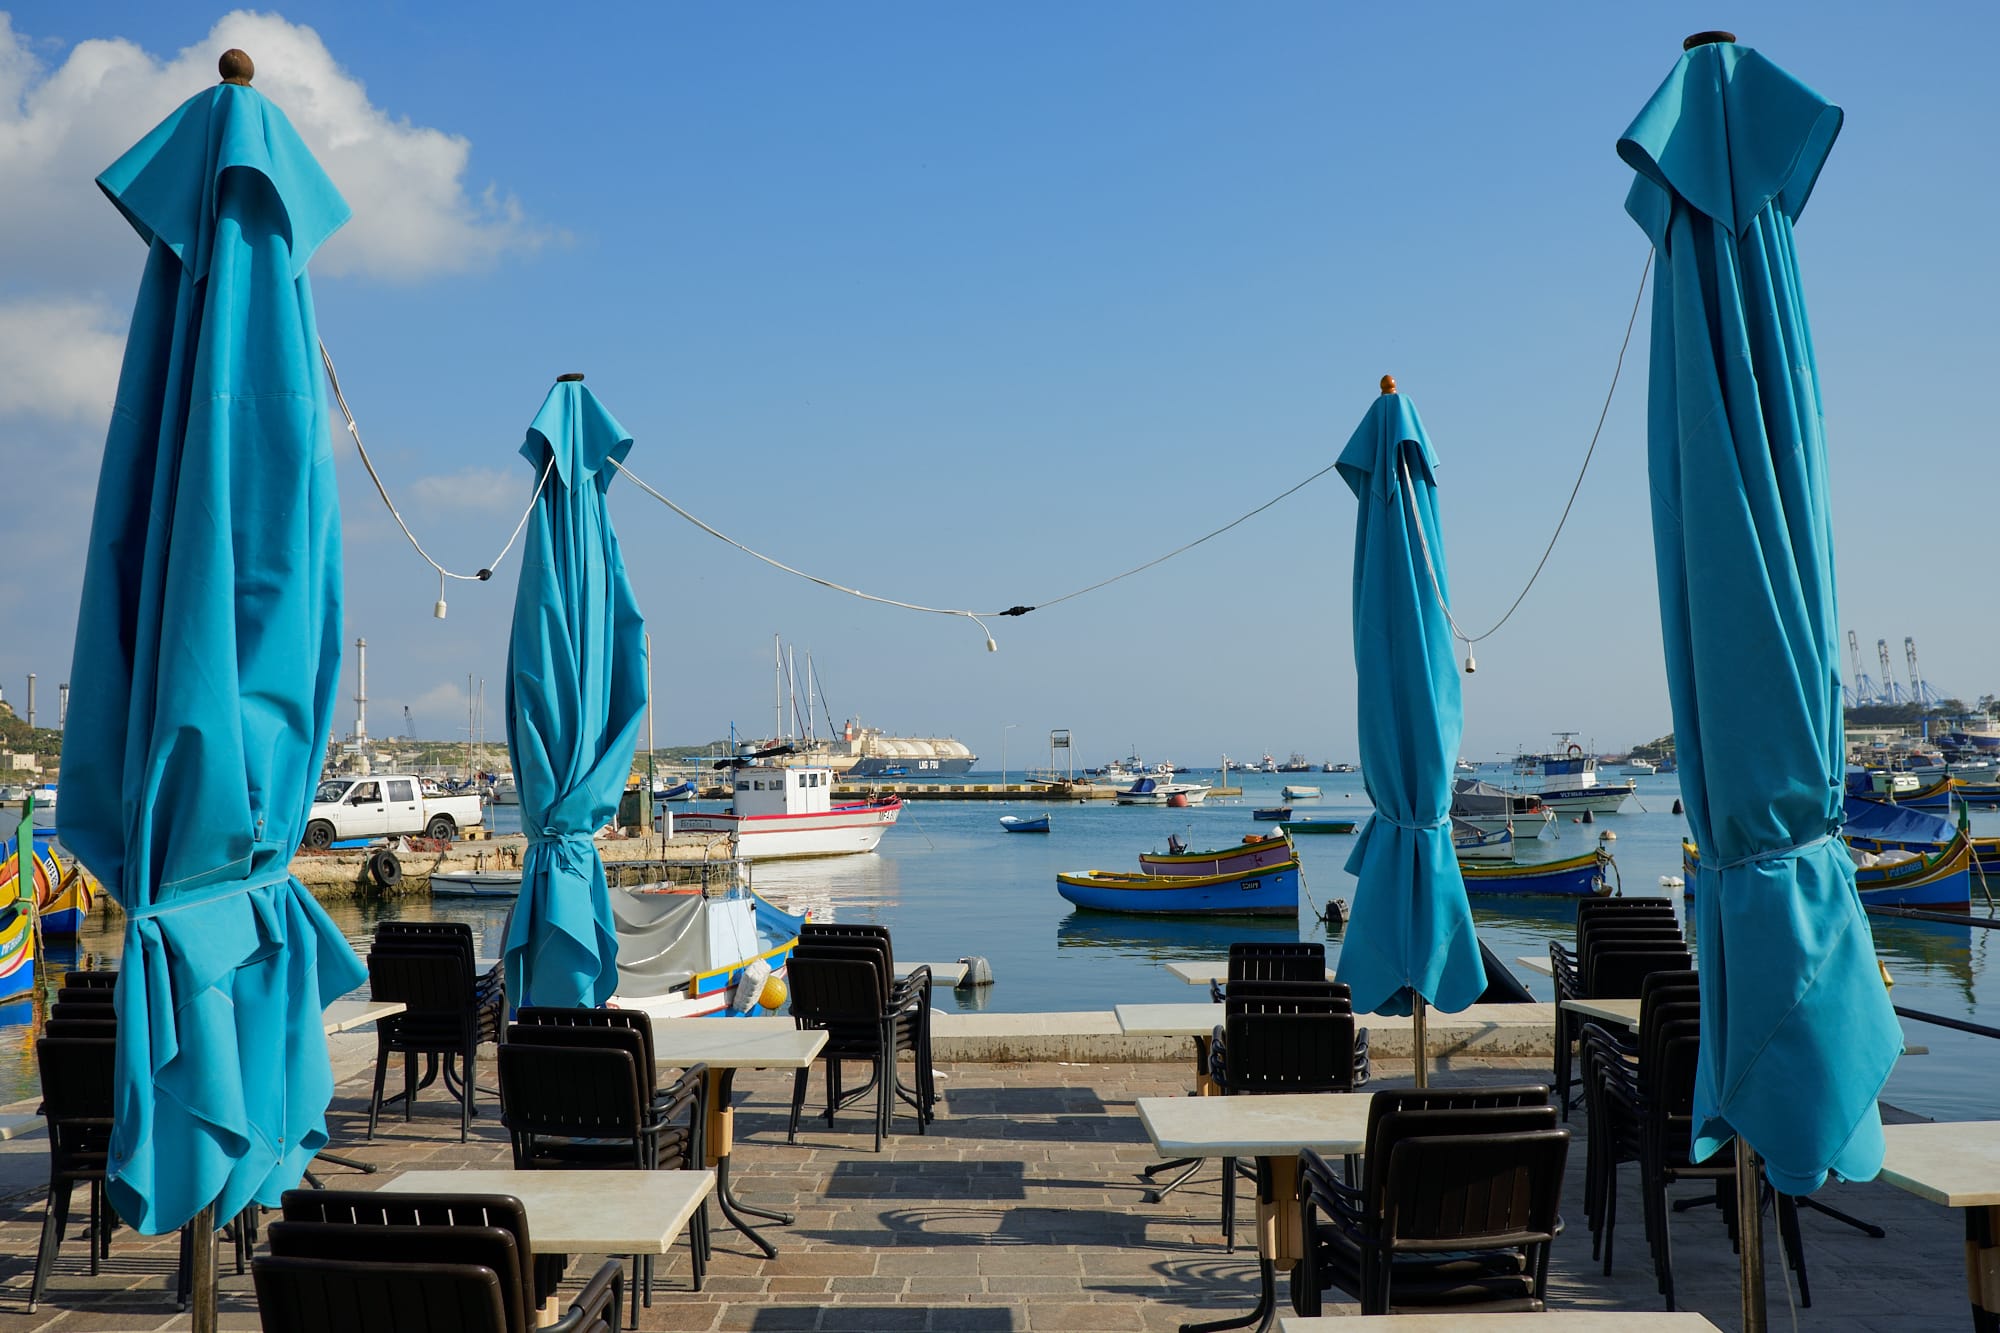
[49,998,116,1024]
[1577,921,1683,971]
[801,921,895,972]
[1587,948,1693,999]
[376,920,477,949]
[1227,941,1326,984]
[1362,1085,1550,1151]
[795,936,893,1000]
[252,1254,510,1333]
[266,1222,527,1333]
[1220,1007,1357,1094]
[60,970,119,989]
[1364,1104,1558,1211]
[496,1041,646,1165]
[279,1189,543,1317]
[513,1010,658,1102]
[789,950,890,1025]
[44,1018,118,1041]
[1223,979,1353,1015]
[1575,899,1678,943]
[35,1037,115,1124]
[1378,1126,1570,1254]
[369,948,477,1025]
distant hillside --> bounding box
[0,700,62,764]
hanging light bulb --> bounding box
[434,571,448,620]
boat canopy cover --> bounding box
[1125,778,1157,795]
[1450,779,1513,816]
[609,887,712,997]
[1843,794,1955,844]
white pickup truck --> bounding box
[303,775,485,848]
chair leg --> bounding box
[29,1177,70,1312]
[459,1046,473,1143]
[367,1039,389,1140]
[872,1054,887,1153]
[1777,1192,1812,1308]
[404,1051,418,1122]
[1143,1157,1205,1205]
[788,1067,809,1143]
[1601,1163,1619,1275]
[86,1179,100,1276]
[1221,1155,1238,1252]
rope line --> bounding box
[320,341,550,586]
[1403,247,1653,646]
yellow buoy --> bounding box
[759,974,790,1010]
[1879,960,1895,990]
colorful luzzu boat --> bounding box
[1457,848,1614,898]
[1682,834,1971,911]
[0,897,31,1001]
[1137,832,1294,878]
[1055,858,1301,916]
[608,882,806,1019]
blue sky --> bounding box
[2,3,1995,767]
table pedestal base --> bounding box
[704,1067,794,1259]
[1968,1205,2000,1332]
[1179,1156,1294,1333]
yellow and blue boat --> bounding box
[1457,848,1613,897]
[1683,835,1971,911]
[1056,858,1301,916]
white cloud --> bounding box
[0,298,123,421]
[407,465,529,514]
[0,10,550,288]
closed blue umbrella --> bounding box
[1620,35,1901,1199]
[58,53,365,1239]
[501,376,647,1009]
[1333,379,1486,1042]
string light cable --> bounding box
[320,340,552,618]
[1402,247,1654,667]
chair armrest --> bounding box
[547,1257,623,1333]
[893,965,932,1005]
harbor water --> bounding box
[9,767,1996,1123]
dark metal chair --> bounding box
[365,942,499,1142]
[29,1037,116,1312]
[497,1030,708,1313]
[798,924,937,1121]
[787,942,929,1151]
[271,1187,620,1333]
[1297,1097,1567,1315]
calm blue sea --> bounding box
[8,766,1996,1122]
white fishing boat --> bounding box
[1112,777,1213,806]
[488,774,519,805]
[1623,758,1658,775]
[1280,784,1322,801]
[1452,816,1516,861]
[670,759,899,859]
[428,870,522,898]
[1515,737,1636,815]
[1451,778,1555,839]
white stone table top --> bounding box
[1165,961,1334,986]
[1561,996,1642,1027]
[904,961,966,986]
[1137,1093,1372,1159]
[1879,1121,2000,1207]
[647,1020,827,1070]
[1515,953,1555,977]
[322,999,406,1034]
[1280,1314,1722,1331]
[379,1168,715,1254]
[0,1114,45,1141]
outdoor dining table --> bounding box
[1137,1091,1373,1333]
[1877,1120,2000,1331]
[647,1016,828,1258]
[1515,953,1556,978]
[381,1167,715,1325]
[1558,996,1643,1028]
[1279,1313,1723,1331]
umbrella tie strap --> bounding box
[1367,812,1451,832]
[1708,832,1838,873]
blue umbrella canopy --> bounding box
[1332,383,1486,1017]
[1620,38,1901,1194]
[59,69,364,1234]
[501,378,648,1009]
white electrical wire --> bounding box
[320,341,551,586]
[1403,248,1653,648]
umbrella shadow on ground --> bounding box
[825,1159,1028,1200]
[941,1086,1109,1116]
[794,1204,1200,1251]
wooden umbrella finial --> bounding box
[219,49,254,85]
[1380,374,1397,395]
[556,373,586,382]
[1683,31,1736,50]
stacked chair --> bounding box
[786,923,935,1151]
[1578,969,1812,1309]
[497,1010,711,1317]
[1549,899,1688,1116]
[1295,1084,1569,1316]
[364,921,505,1142]
[256,1188,622,1333]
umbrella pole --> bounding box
[191,1202,217,1333]
[1411,993,1428,1088]
[1737,1139,1768,1332]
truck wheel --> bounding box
[368,849,403,889]
[304,821,335,851]
[424,815,457,841]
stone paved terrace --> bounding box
[0,1039,1969,1333]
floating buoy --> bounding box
[957,955,995,988]
[759,974,789,1010]
[1672,798,1684,814]
[1659,875,1684,889]
[1599,829,1616,841]
[1168,792,1189,808]
[1322,899,1347,926]
[1572,817,1583,824]
[1581,810,1595,825]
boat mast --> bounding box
[805,652,817,748]
[785,644,800,744]
[772,633,783,743]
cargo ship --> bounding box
[745,719,978,778]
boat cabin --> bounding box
[732,764,836,816]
